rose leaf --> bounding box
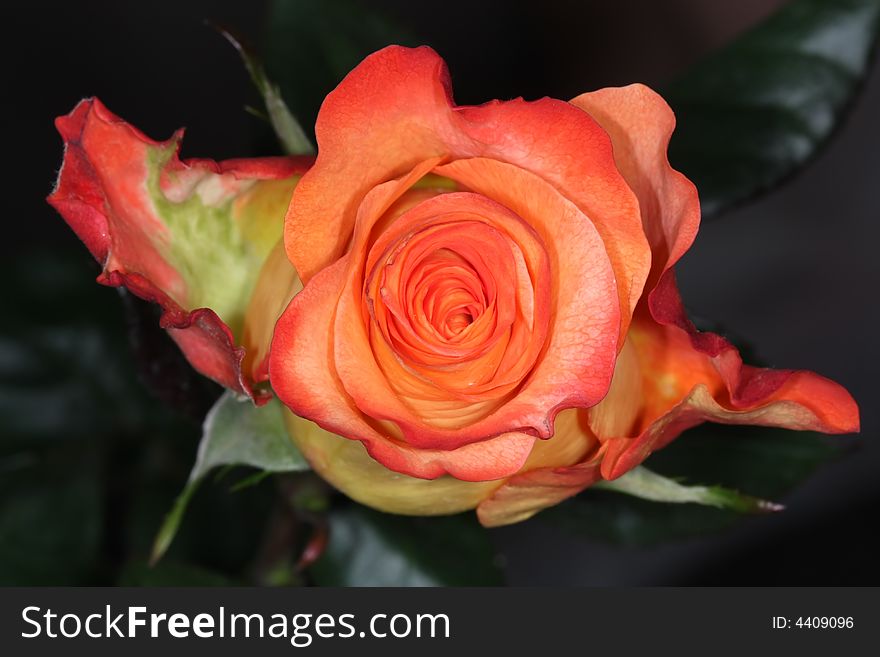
[666,0,880,219]
[310,506,505,586]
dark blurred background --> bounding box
[5,0,877,584]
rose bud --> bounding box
[49,99,313,403]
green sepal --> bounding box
[596,466,783,513]
[151,391,310,564]
[213,23,316,156]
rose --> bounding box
[49,48,859,529]
[267,46,859,526]
[48,98,313,403]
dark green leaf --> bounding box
[546,490,740,548]
[264,0,418,132]
[666,0,880,218]
[546,424,843,546]
[311,506,504,586]
[646,424,841,499]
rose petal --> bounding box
[476,456,605,528]
[476,339,642,527]
[336,187,564,448]
[286,45,649,338]
[269,250,537,480]
[601,271,860,479]
[48,98,311,401]
[435,159,622,414]
[572,84,700,289]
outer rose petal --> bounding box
[571,85,700,288]
[601,271,860,479]
[48,98,311,401]
[286,45,649,338]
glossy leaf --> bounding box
[311,506,504,586]
[666,0,880,218]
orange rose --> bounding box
[266,46,858,526]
